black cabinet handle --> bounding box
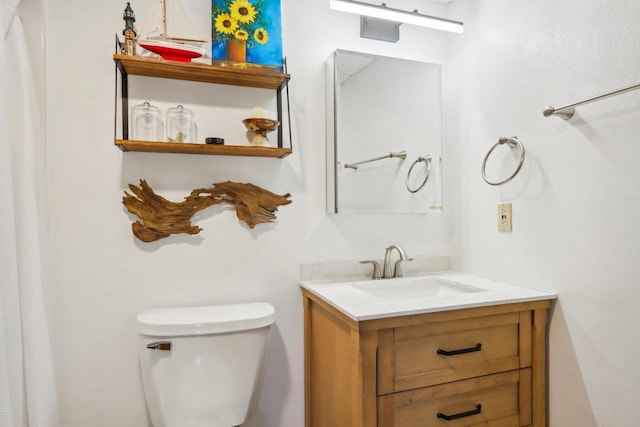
[437,343,482,356]
[437,404,482,421]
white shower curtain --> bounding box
[0,0,58,426]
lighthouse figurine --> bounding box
[122,2,137,56]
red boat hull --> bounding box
[138,40,205,63]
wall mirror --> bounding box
[326,50,443,214]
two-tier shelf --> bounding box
[113,54,292,158]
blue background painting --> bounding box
[212,0,283,68]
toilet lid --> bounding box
[136,302,276,336]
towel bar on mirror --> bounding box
[344,151,407,170]
[481,136,525,186]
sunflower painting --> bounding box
[212,0,283,68]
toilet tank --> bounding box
[137,303,276,427]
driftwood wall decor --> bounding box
[123,180,292,242]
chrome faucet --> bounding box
[383,245,413,279]
[359,245,413,280]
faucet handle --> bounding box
[360,260,382,280]
[393,257,414,278]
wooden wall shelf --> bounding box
[113,54,292,158]
[115,140,292,158]
[113,54,290,90]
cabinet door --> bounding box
[378,369,532,427]
[378,313,529,394]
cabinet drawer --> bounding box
[378,312,531,393]
[378,369,532,427]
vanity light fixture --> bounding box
[330,0,464,34]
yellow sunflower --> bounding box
[230,0,257,24]
[253,28,268,44]
[214,13,238,35]
[234,30,249,41]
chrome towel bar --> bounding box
[544,81,640,120]
[344,150,406,170]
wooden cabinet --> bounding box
[302,292,550,427]
[113,54,292,158]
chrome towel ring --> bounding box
[481,136,525,186]
[406,155,432,193]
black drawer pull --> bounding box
[437,343,482,356]
[437,404,482,421]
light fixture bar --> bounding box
[330,0,464,34]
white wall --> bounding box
[43,1,452,426]
[445,1,640,425]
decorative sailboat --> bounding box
[137,0,207,62]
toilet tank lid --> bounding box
[136,302,276,336]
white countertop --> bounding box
[300,271,557,321]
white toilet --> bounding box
[136,302,276,427]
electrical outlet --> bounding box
[498,203,512,232]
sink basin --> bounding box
[300,272,557,321]
[353,277,485,301]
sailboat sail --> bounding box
[138,0,207,62]
[142,0,205,43]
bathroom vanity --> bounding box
[301,273,556,427]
